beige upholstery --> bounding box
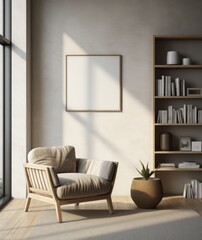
[76,158,116,181]
[57,173,111,200]
[24,145,118,223]
[28,145,76,173]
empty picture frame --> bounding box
[66,54,122,112]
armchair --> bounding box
[24,146,118,223]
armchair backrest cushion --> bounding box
[28,145,76,173]
[76,158,117,182]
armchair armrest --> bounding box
[24,163,60,193]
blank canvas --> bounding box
[66,55,122,112]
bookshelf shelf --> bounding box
[155,168,202,172]
[154,35,202,40]
[155,65,202,69]
[155,96,202,99]
[155,151,202,154]
[153,35,202,195]
[155,123,202,126]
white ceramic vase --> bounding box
[166,51,180,65]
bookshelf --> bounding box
[153,35,202,195]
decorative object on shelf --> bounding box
[131,161,163,209]
[187,88,202,96]
[182,58,191,65]
[160,132,172,150]
[191,141,202,151]
[180,136,191,151]
[166,51,180,65]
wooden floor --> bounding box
[0,196,202,240]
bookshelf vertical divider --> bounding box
[153,35,202,195]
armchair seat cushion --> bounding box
[56,173,111,200]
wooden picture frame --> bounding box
[65,54,122,112]
[180,136,191,151]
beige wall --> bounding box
[12,0,31,198]
[31,0,202,196]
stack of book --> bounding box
[158,163,176,168]
[157,75,186,97]
[178,161,200,168]
[157,104,199,124]
[183,179,202,198]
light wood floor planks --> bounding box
[0,196,201,240]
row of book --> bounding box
[157,104,202,124]
[158,162,200,169]
[183,179,202,199]
[157,75,186,96]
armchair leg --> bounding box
[55,202,62,223]
[107,196,113,214]
[24,197,31,212]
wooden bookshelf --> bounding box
[153,35,202,195]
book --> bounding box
[159,163,175,168]
[175,77,180,96]
[181,79,186,96]
[199,182,202,198]
[187,104,193,124]
[193,107,197,124]
[191,179,198,198]
[198,110,202,124]
[178,162,200,168]
[168,105,173,124]
[157,79,162,96]
[183,104,187,124]
[171,82,175,96]
[162,75,165,96]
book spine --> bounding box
[171,82,175,96]
[157,79,162,96]
[175,77,180,96]
[162,75,165,96]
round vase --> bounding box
[160,132,172,151]
[166,51,180,65]
[131,178,163,209]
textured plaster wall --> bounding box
[12,0,31,197]
[31,0,202,195]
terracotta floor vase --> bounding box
[131,177,163,209]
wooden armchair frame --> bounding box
[24,162,118,223]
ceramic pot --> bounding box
[182,58,191,65]
[160,132,172,150]
[131,178,163,209]
[166,51,180,65]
